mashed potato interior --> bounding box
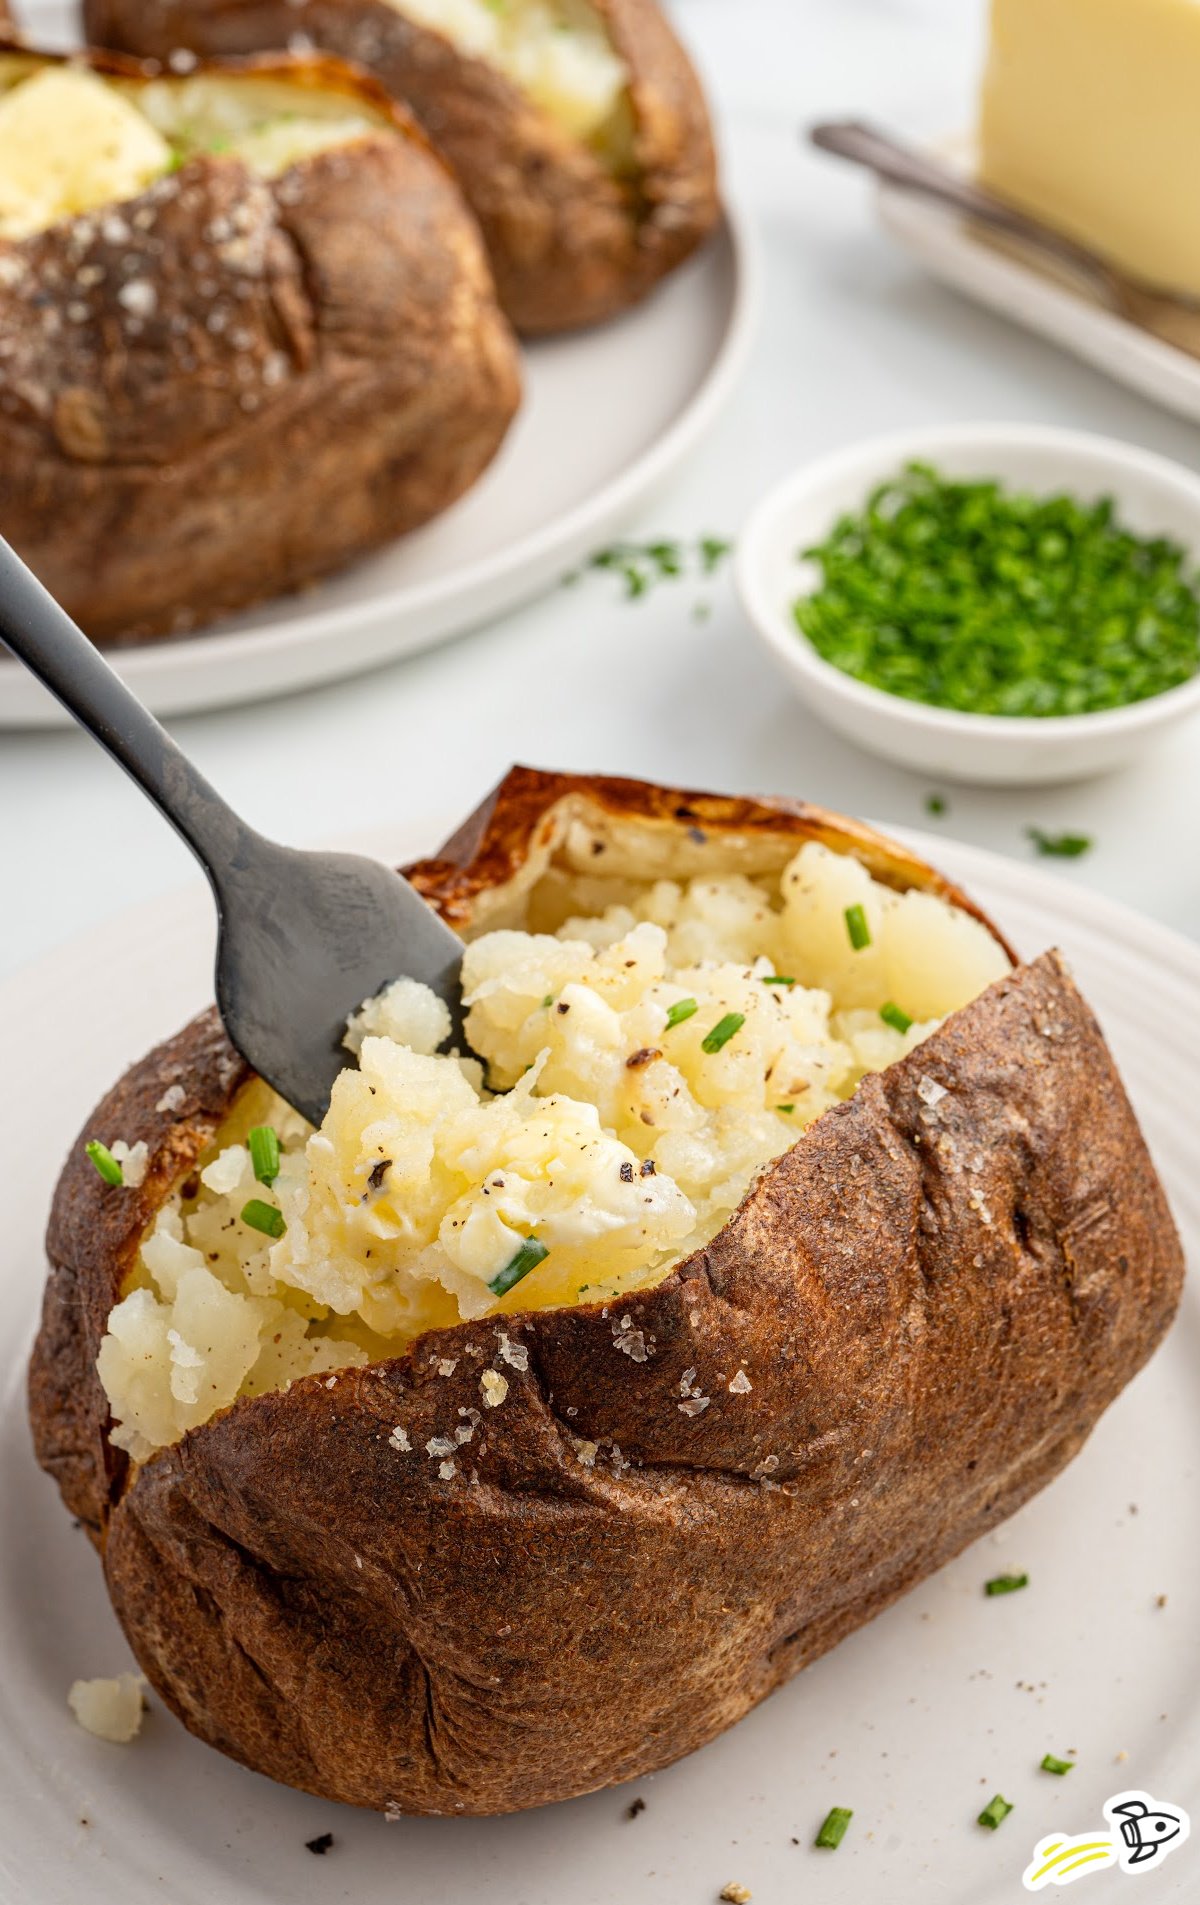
[0,62,385,240]
[389,0,630,146]
[97,842,1010,1461]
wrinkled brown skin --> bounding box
[29,768,1185,1815]
[0,47,521,645]
[82,0,721,334]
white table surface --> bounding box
[4,0,1200,982]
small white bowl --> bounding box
[736,424,1200,786]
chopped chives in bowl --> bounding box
[793,463,1200,718]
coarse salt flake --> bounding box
[728,1369,753,1394]
[481,1369,508,1408]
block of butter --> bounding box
[979,0,1200,300]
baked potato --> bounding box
[81,0,721,334]
[0,47,520,644]
[29,767,1183,1814]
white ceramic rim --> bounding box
[736,421,1200,744]
[0,204,759,717]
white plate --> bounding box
[0,0,758,730]
[1,821,1197,1905]
[876,149,1200,429]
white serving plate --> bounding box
[0,0,758,728]
[0,817,1197,1903]
[876,152,1200,428]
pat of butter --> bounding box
[0,68,170,241]
[979,0,1200,300]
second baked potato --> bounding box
[82,0,722,334]
[0,48,521,643]
[29,770,1184,1815]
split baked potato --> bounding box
[81,0,721,334]
[29,768,1183,1814]
[0,47,520,644]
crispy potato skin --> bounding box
[29,770,1184,1814]
[82,0,721,334]
[0,49,521,644]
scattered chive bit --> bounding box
[1026,827,1094,860]
[762,974,796,986]
[305,1833,334,1855]
[702,1011,745,1055]
[985,1572,1029,1596]
[1041,1755,1074,1776]
[489,1236,549,1298]
[541,994,554,1009]
[978,1795,1014,1831]
[776,1104,795,1114]
[844,903,871,951]
[585,535,734,599]
[85,1140,124,1186]
[248,1124,281,1186]
[815,1806,853,1850]
[793,462,1200,716]
[925,793,948,817]
[880,1001,913,1034]
[665,997,699,1029]
[241,1198,285,1240]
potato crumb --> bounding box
[481,1369,509,1408]
[109,1139,150,1189]
[720,1885,752,1903]
[68,1674,145,1743]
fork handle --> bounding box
[0,538,249,883]
[809,119,1113,297]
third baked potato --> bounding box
[29,769,1183,1813]
[82,0,722,333]
[0,48,521,642]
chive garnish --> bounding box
[248,1124,280,1185]
[985,1572,1029,1596]
[978,1795,1013,1831]
[815,1807,853,1850]
[880,1001,913,1034]
[86,1140,124,1186]
[241,1198,285,1239]
[665,997,699,1029]
[541,994,553,1008]
[701,1012,745,1054]
[1026,827,1093,860]
[1041,1755,1073,1776]
[793,463,1200,717]
[762,975,796,986]
[844,903,871,951]
[489,1237,549,1298]
[926,793,948,817]
[776,1104,795,1114]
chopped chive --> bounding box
[241,1198,285,1239]
[248,1124,281,1185]
[1041,1755,1073,1776]
[926,793,948,817]
[978,1795,1013,1831]
[541,994,554,1008]
[489,1236,549,1298]
[815,1807,853,1850]
[762,975,796,986]
[880,1001,913,1035]
[776,1104,795,1114]
[86,1140,124,1186]
[701,1012,745,1055]
[665,997,699,1029]
[844,903,871,950]
[985,1572,1029,1596]
[1026,827,1093,860]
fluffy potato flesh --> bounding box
[97,843,1010,1463]
[389,0,630,146]
[0,61,385,240]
